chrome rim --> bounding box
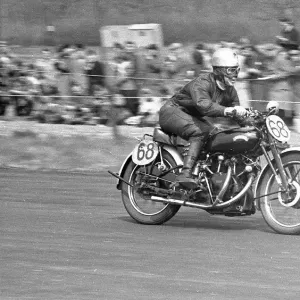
[128,157,176,216]
[263,161,300,228]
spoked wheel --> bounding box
[259,152,300,234]
[120,150,181,224]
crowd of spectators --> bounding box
[0,16,300,126]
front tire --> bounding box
[121,150,181,225]
[259,152,300,235]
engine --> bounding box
[194,152,258,203]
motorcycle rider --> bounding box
[159,47,247,189]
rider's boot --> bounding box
[177,139,203,189]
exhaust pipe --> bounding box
[150,196,212,209]
[150,174,255,209]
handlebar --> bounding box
[228,107,266,127]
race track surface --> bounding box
[2,168,300,300]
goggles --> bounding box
[225,67,240,75]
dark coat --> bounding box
[86,61,106,87]
[169,72,240,118]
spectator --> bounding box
[238,43,262,79]
[192,43,206,76]
[26,64,41,94]
[85,49,106,96]
[145,44,163,76]
[122,41,145,87]
[69,44,87,94]
[54,45,72,96]
[35,48,57,87]
[266,45,298,125]
[163,43,182,78]
[276,18,299,50]
[112,43,125,63]
[116,59,140,116]
[91,84,111,125]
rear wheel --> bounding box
[259,152,300,235]
[121,150,181,224]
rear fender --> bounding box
[254,147,300,210]
[116,144,183,190]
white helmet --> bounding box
[211,47,239,67]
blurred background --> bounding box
[0,0,300,130]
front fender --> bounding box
[116,144,183,190]
[254,147,300,210]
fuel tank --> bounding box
[206,126,260,154]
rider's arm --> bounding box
[189,78,226,117]
[230,87,240,107]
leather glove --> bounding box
[224,106,247,118]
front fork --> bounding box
[261,134,288,191]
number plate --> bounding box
[266,115,291,142]
[132,140,159,165]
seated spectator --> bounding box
[91,84,111,125]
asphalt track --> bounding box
[2,168,300,300]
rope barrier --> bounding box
[1,66,299,82]
[2,93,300,105]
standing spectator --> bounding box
[163,43,182,78]
[145,44,163,76]
[112,41,145,116]
[112,43,125,63]
[267,44,298,125]
[121,41,145,93]
[192,43,206,76]
[69,44,87,94]
[85,50,106,96]
[54,45,72,97]
[35,48,57,83]
[35,48,57,94]
[276,18,299,50]
[116,59,140,116]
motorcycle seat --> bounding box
[153,127,177,145]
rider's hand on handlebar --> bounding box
[224,106,247,118]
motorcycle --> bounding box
[109,101,300,235]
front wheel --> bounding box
[120,150,181,225]
[259,152,300,234]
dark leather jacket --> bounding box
[170,73,240,117]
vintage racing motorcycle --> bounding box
[109,101,300,235]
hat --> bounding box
[279,17,293,24]
[168,43,182,50]
[140,88,152,95]
[146,44,159,51]
[195,43,205,50]
[278,41,299,51]
[289,49,300,55]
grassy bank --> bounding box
[0,121,141,171]
[0,120,300,172]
